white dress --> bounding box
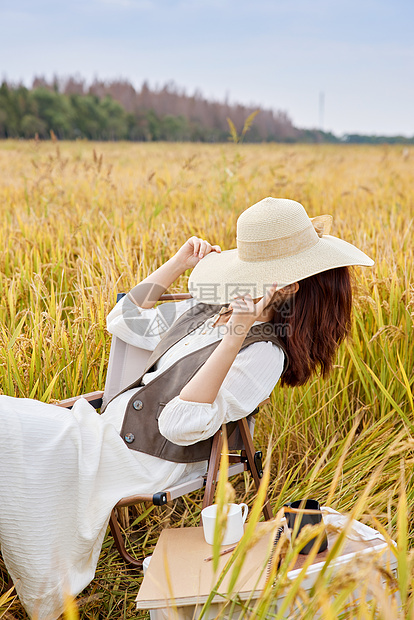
[0,295,285,620]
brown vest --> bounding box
[106,302,288,463]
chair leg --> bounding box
[109,509,143,569]
[237,418,273,521]
[202,429,223,511]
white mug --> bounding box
[201,503,249,546]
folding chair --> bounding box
[57,293,273,568]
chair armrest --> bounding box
[160,293,192,301]
[56,391,104,410]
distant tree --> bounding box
[99,96,128,140]
[343,134,414,144]
[32,88,73,138]
[159,115,190,141]
[21,114,47,138]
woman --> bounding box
[0,197,374,619]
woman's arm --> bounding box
[158,341,284,445]
[128,237,221,309]
[106,295,198,350]
[179,285,277,404]
[107,237,221,350]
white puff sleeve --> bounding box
[106,295,199,351]
[157,341,285,445]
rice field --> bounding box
[0,140,413,619]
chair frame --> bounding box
[57,293,273,568]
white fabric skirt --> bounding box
[0,395,206,620]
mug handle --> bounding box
[240,503,249,524]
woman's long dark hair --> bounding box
[271,266,353,387]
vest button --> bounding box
[133,399,143,410]
[124,433,135,443]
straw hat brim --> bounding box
[188,234,374,305]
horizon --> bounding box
[2,73,412,139]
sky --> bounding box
[1,0,413,136]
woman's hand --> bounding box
[173,236,221,271]
[226,284,278,337]
[179,282,279,404]
[127,236,220,309]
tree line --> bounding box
[0,77,337,142]
[0,76,411,143]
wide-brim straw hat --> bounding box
[188,197,374,305]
